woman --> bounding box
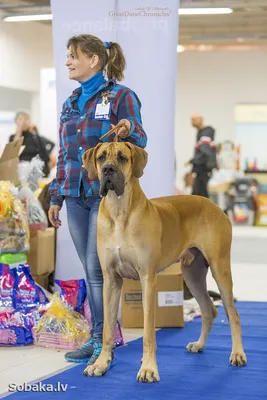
[9,111,55,177]
[48,34,147,367]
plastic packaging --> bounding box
[18,156,44,193]
[0,253,27,265]
[0,310,34,346]
[0,181,30,254]
[54,279,87,313]
[55,280,124,347]
[33,292,90,349]
[0,264,48,346]
[18,157,48,231]
[0,264,16,311]
[83,296,124,347]
[14,265,48,310]
[18,187,48,231]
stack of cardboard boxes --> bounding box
[0,139,55,290]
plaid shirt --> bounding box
[49,79,147,207]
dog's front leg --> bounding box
[83,271,122,377]
[137,272,160,383]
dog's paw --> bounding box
[186,341,204,353]
[230,350,247,366]
[83,362,108,377]
[136,365,160,383]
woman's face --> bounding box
[16,114,30,131]
[65,45,99,82]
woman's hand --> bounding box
[111,119,131,138]
[14,114,29,139]
[48,205,61,228]
[14,123,24,140]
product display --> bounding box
[55,279,124,348]
[0,264,16,311]
[0,263,48,345]
[255,185,267,226]
[0,181,30,254]
[55,279,87,313]
[18,157,48,231]
[83,296,124,347]
[14,264,48,310]
[0,310,34,346]
[33,292,90,350]
[227,178,258,226]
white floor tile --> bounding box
[232,226,267,238]
[207,262,267,302]
[0,346,73,395]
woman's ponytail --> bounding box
[105,42,126,81]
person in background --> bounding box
[9,111,55,177]
[47,34,147,369]
[185,113,217,198]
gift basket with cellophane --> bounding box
[17,157,48,231]
[32,291,90,350]
[0,181,29,254]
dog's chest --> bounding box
[99,218,143,279]
[103,231,140,280]
[112,242,140,279]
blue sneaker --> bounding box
[65,339,95,363]
[87,342,116,370]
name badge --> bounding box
[94,102,111,120]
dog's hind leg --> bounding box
[210,254,247,366]
[182,248,218,353]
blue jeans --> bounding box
[65,192,103,342]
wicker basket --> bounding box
[32,328,89,350]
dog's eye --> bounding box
[118,153,128,163]
[97,154,106,163]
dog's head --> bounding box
[82,142,148,197]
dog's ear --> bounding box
[125,143,148,178]
[82,144,102,180]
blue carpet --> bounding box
[9,302,267,399]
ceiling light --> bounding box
[177,45,185,53]
[178,8,233,15]
[4,14,52,22]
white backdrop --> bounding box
[40,68,58,145]
[0,111,15,155]
[50,0,179,280]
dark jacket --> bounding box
[191,126,217,173]
[9,131,55,177]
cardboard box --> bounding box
[32,273,50,291]
[0,138,24,185]
[121,262,184,328]
[27,228,55,276]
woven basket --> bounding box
[32,328,89,350]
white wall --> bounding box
[175,50,267,188]
[0,87,32,148]
[39,68,57,143]
[0,21,54,92]
[0,22,54,145]
[0,86,32,112]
